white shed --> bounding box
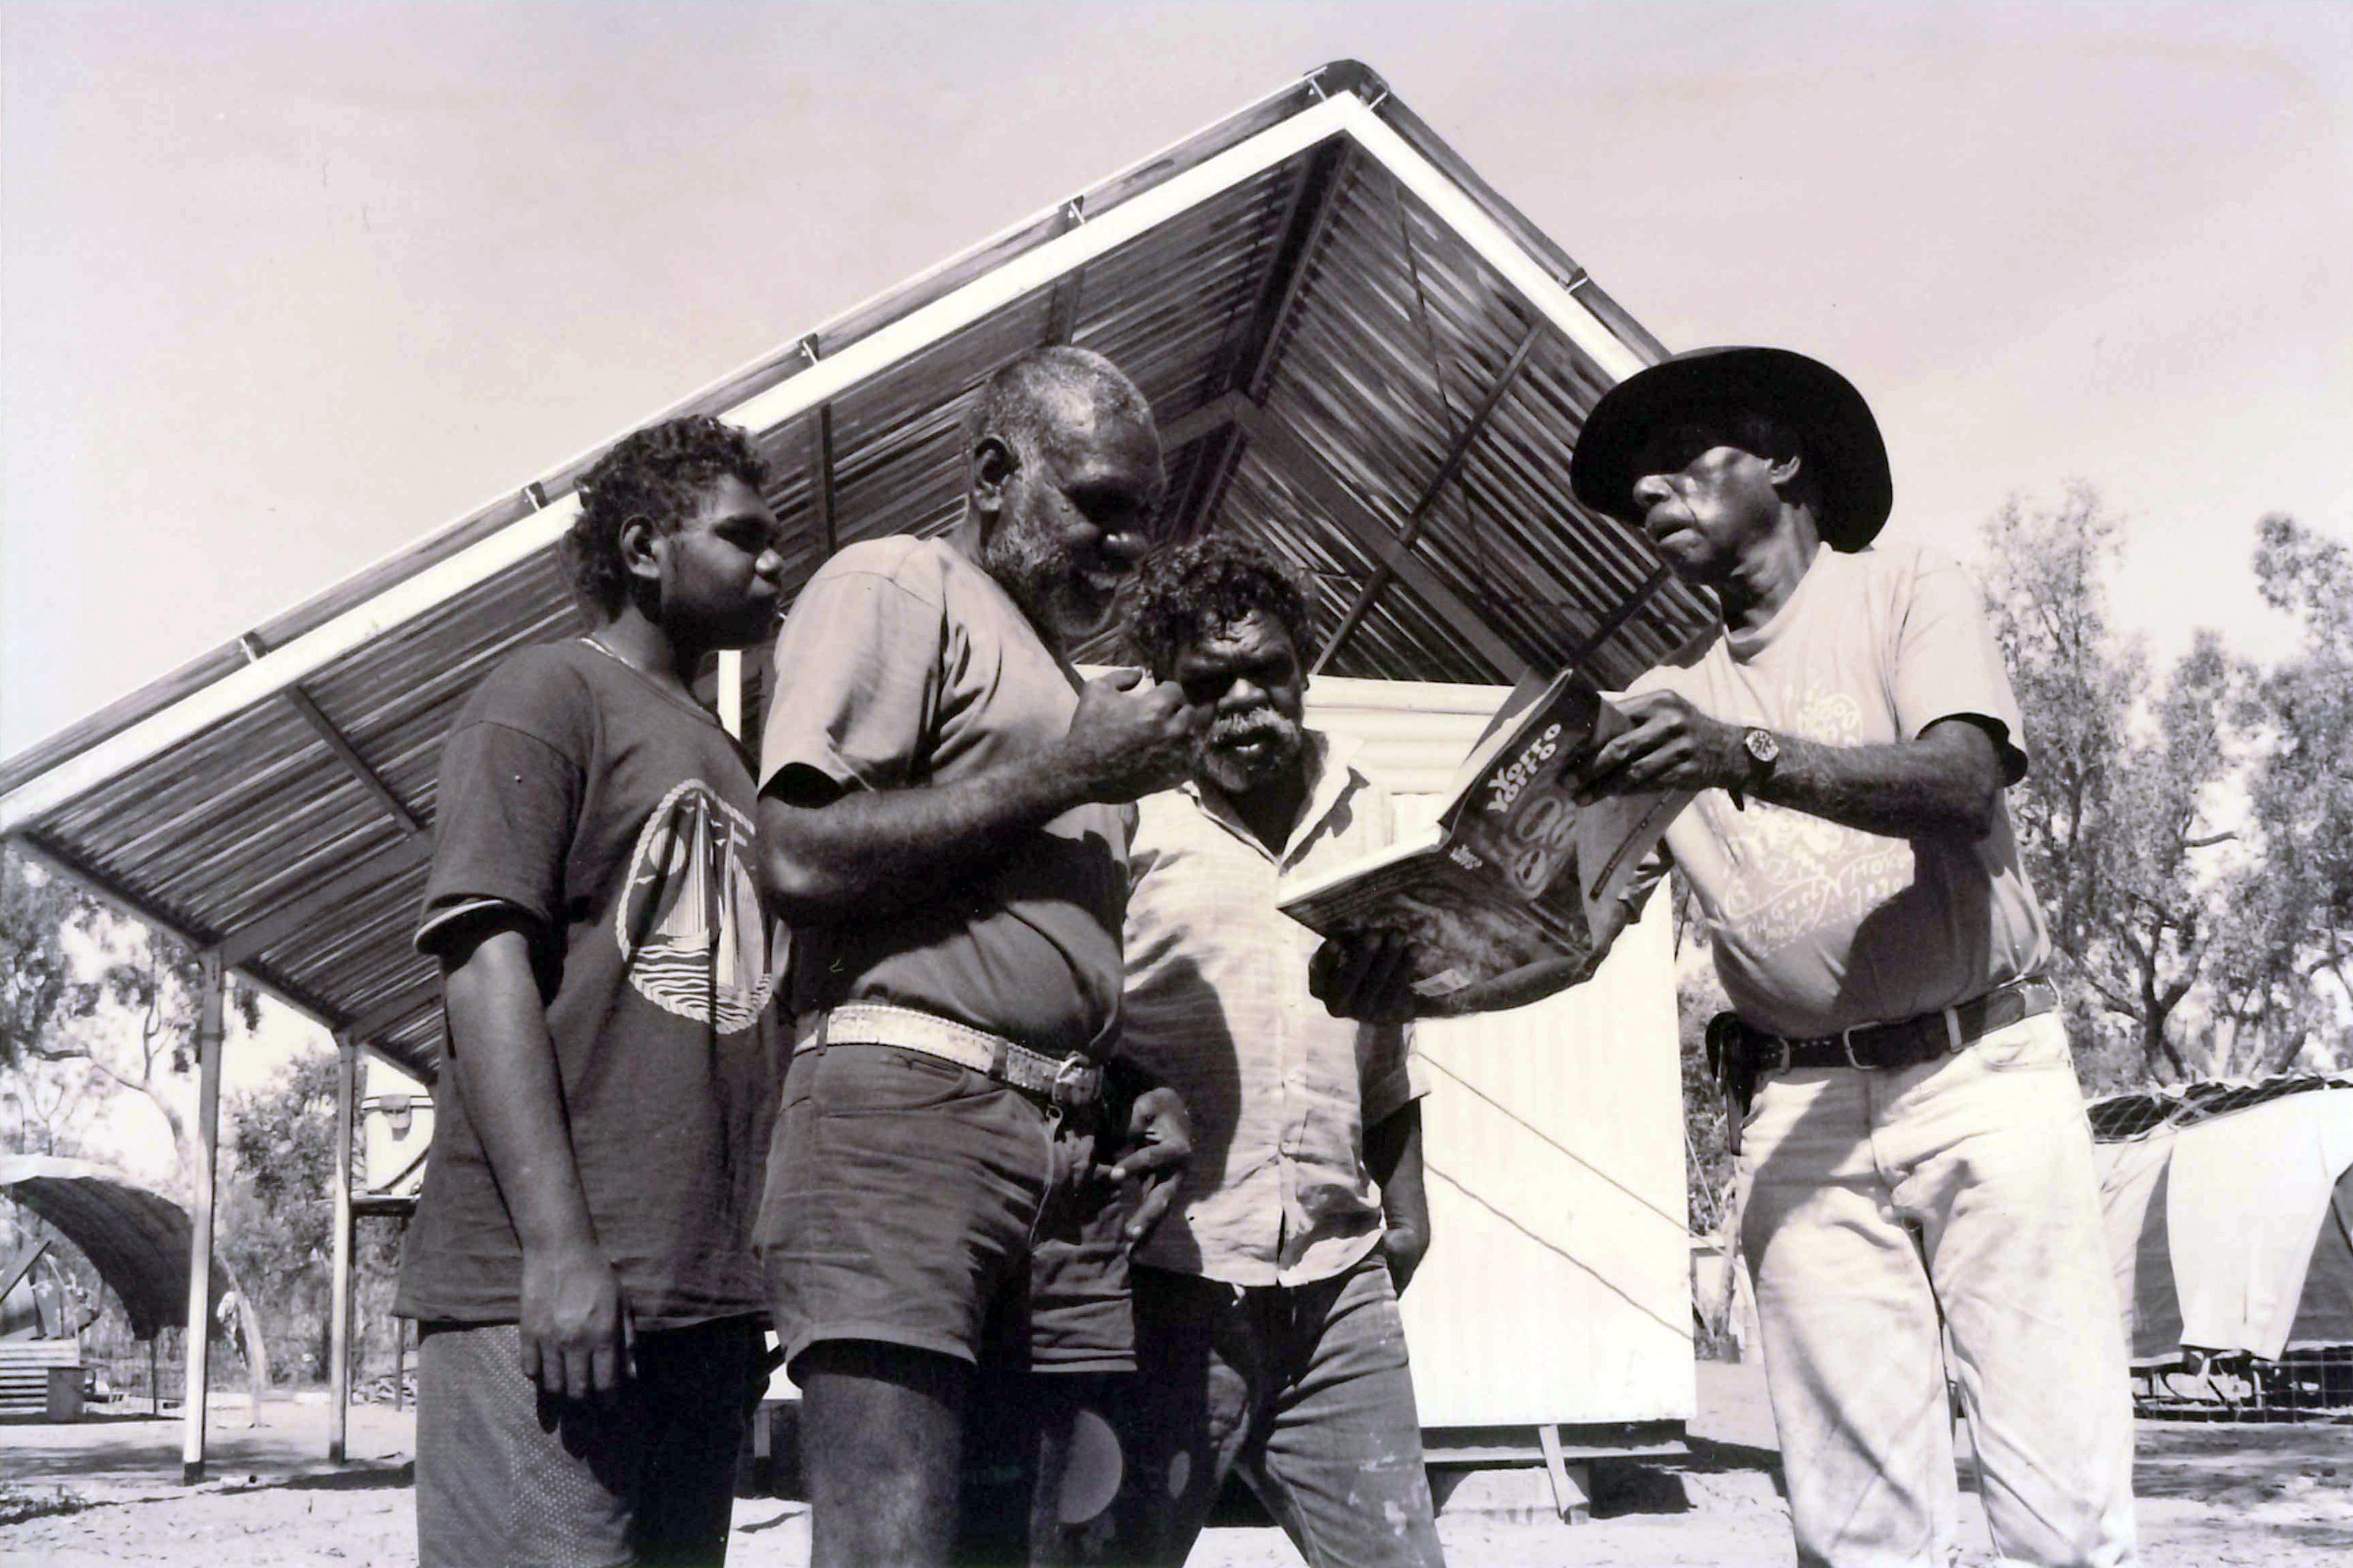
[1307,677,1691,1497]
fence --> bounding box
[79,1329,420,1411]
[2133,1346,2353,1422]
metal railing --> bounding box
[2133,1346,2353,1422]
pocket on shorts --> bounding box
[814,1045,995,1117]
[1973,1014,2072,1072]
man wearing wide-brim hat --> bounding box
[1489,347,2135,1565]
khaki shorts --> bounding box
[755,1043,1134,1375]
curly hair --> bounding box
[560,416,770,617]
[1124,534,1315,681]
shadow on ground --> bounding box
[224,1462,416,1495]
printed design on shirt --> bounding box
[1714,680,1915,956]
[614,780,783,1034]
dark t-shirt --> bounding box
[395,640,784,1329]
[757,537,1131,1058]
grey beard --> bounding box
[983,529,1106,646]
[1198,717,1302,792]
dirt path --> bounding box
[5,1375,2348,1566]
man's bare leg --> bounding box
[801,1340,969,1567]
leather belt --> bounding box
[1707,976,2059,1156]
[794,1002,1102,1109]
[1735,975,2060,1072]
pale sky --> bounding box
[5,2,2348,762]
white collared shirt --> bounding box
[1121,731,1427,1287]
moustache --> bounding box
[1206,712,1298,748]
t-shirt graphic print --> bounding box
[617,779,781,1034]
[1701,678,1916,961]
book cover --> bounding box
[1278,670,1689,997]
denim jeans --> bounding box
[1109,1254,1444,1568]
[1738,1009,2137,1567]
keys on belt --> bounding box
[795,1001,1103,1109]
[1709,976,2059,1154]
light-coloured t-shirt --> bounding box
[1121,732,1426,1287]
[1627,542,2051,1038]
[758,536,1130,1059]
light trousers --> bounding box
[1737,1011,2137,1567]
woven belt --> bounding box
[1739,976,2060,1073]
[794,1002,1102,1109]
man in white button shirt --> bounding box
[1106,535,1444,1568]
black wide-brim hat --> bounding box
[1568,346,1893,552]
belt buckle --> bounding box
[1840,1025,1870,1070]
[1050,1053,1098,1109]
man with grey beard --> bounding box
[1105,536,1444,1568]
[756,347,1205,1567]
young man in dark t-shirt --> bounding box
[399,416,789,1568]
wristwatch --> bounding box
[1730,727,1779,809]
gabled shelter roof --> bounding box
[0,62,1714,1082]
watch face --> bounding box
[1745,728,1780,765]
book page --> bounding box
[1278,837,1589,996]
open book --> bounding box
[1278,670,1690,998]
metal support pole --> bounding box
[799,331,840,563]
[180,952,224,1485]
[329,1035,357,1463]
[716,650,744,739]
[1311,320,1546,677]
[1537,1423,1592,1524]
[1043,198,1088,344]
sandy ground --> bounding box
[5,1364,2349,1567]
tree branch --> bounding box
[88,1059,149,1097]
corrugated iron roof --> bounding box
[0,61,1712,1081]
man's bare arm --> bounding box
[1752,721,2002,839]
[441,921,631,1399]
[1365,1101,1430,1294]
[762,762,1096,924]
[1579,692,2004,843]
[760,668,1204,924]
